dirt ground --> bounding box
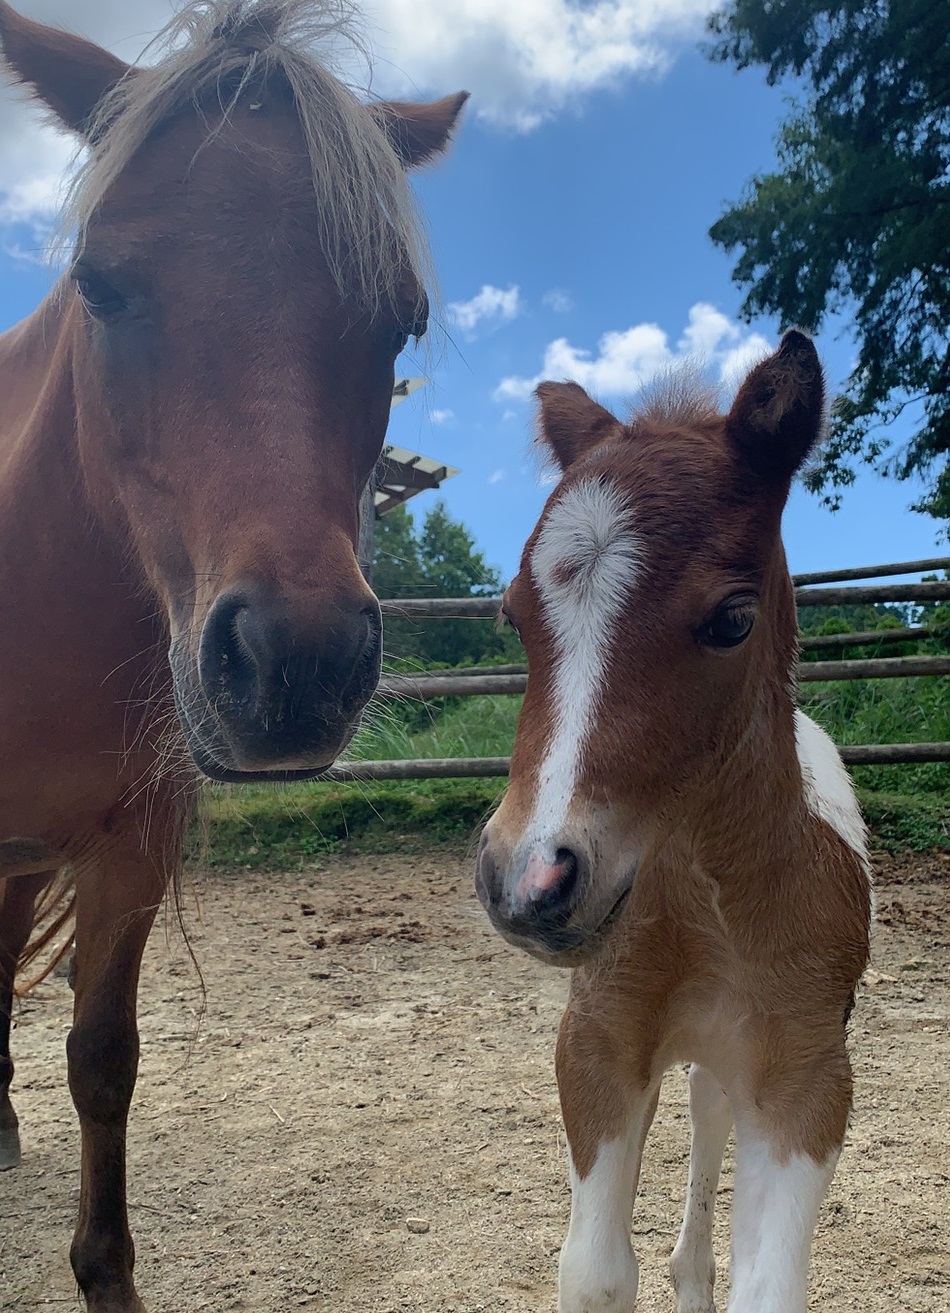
[2,845,949,1312]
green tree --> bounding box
[707,0,950,520]
[372,501,521,667]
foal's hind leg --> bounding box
[67,835,168,1313]
[0,871,55,1170]
[670,1064,733,1313]
[556,1000,660,1313]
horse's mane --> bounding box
[631,367,722,432]
[63,0,428,313]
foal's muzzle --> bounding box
[172,585,382,782]
[475,833,633,968]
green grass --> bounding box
[200,777,504,869]
[195,676,948,869]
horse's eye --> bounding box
[393,312,427,355]
[698,596,757,650]
[72,269,126,319]
[500,607,523,641]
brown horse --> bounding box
[477,333,872,1312]
[0,2,464,1307]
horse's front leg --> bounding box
[556,997,660,1313]
[0,871,56,1169]
[67,833,170,1313]
[726,1030,852,1313]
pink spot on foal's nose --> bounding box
[517,851,571,904]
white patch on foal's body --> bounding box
[560,1136,641,1313]
[528,477,641,853]
[794,709,870,879]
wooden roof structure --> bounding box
[374,378,458,518]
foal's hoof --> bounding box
[0,1123,22,1170]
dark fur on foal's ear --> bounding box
[726,330,825,483]
[371,91,470,169]
[0,1,131,137]
[535,381,624,471]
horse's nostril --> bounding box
[200,594,258,710]
[531,847,582,918]
[551,847,580,901]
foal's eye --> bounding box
[698,596,758,650]
[72,269,126,319]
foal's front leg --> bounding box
[726,1038,852,1313]
[67,832,169,1313]
[556,1004,659,1313]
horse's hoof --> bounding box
[0,1124,21,1170]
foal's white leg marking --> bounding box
[528,478,642,853]
[727,1134,837,1313]
[670,1066,733,1313]
[559,1093,656,1313]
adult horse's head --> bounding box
[0,0,465,781]
[477,333,826,966]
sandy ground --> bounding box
[2,845,949,1312]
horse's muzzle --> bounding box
[170,586,382,781]
[475,831,634,968]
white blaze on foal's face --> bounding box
[526,476,643,854]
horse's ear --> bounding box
[371,91,469,169]
[535,381,624,472]
[725,330,825,483]
[0,1,131,138]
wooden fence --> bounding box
[320,556,950,780]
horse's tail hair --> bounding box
[17,870,76,994]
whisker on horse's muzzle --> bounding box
[170,585,382,781]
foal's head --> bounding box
[0,0,465,780]
[477,333,825,965]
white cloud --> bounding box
[488,469,505,485]
[447,283,522,333]
[543,288,572,314]
[1,0,711,235]
[0,2,176,236]
[429,407,455,425]
[495,302,772,402]
[366,0,711,129]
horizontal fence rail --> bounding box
[380,579,950,620]
[378,655,950,700]
[800,626,937,650]
[363,564,950,778]
[790,555,950,585]
[324,742,950,781]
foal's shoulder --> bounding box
[794,709,870,876]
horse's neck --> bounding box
[687,681,811,879]
[0,293,161,678]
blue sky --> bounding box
[1,0,942,586]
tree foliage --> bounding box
[707,0,950,519]
[372,501,521,668]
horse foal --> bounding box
[477,332,871,1313]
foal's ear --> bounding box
[371,91,469,169]
[725,330,825,483]
[535,381,624,471]
[0,2,131,138]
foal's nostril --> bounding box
[531,847,582,918]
